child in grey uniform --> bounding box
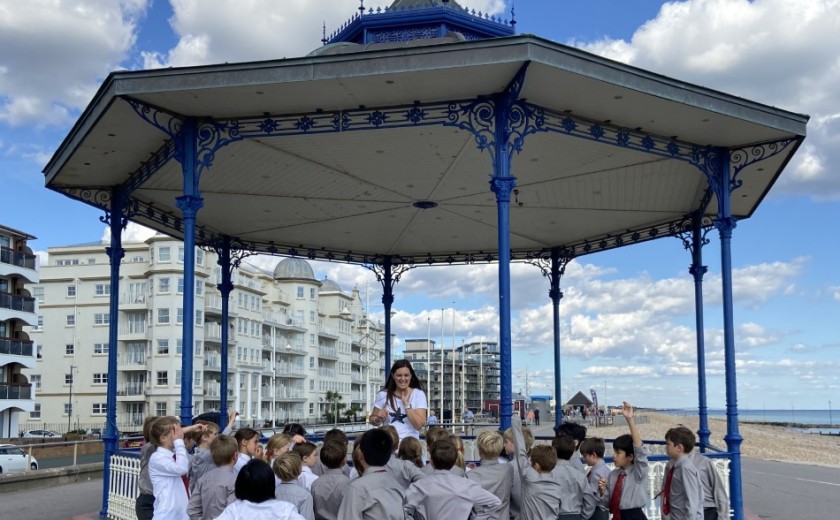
[381,425,425,487]
[404,439,501,519]
[661,426,703,520]
[580,437,610,520]
[689,450,729,520]
[512,412,563,520]
[466,430,513,520]
[311,441,351,520]
[550,434,597,520]
[337,429,405,520]
[597,402,649,520]
[273,452,315,520]
[503,421,534,519]
[187,434,238,520]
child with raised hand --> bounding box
[311,441,352,520]
[136,415,160,520]
[465,430,513,520]
[215,459,305,520]
[661,426,703,520]
[579,437,610,520]
[337,429,406,520]
[503,421,534,519]
[597,402,649,520]
[404,439,501,520]
[189,420,221,493]
[188,434,238,520]
[149,417,206,520]
[273,452,315,520]
[293,441,320,491]
[511,412,563,520]
[264,434,293,464]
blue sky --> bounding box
[2,0,838,411]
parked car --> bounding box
[120,432,145,448]
[21,429,61,438]
[0,444,39,473]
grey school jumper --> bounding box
[466,457,513,520]
[275,480,315,520]
[337,466,405,520]
[689,452,729,520]
[404,469,501,520]
[663,455,703,520]
[551,459,597,518]
[187,465,236,520]
[311,467,350,520]
[512,417,563,520]
[598,443,649,511]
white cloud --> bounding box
[99,221,158,244]
[0,0,147,127]
[575,0,840,198]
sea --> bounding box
[660,408,840,435]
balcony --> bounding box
[118,355,147,370]
[318,324,339,339]
[0,246,36,270]
[205,295,236,317]
[204,355,222,371]
[318,345,338,360]
[119,293,147,308]
[273,388,305,400]
[318,368,336,378]
[0,337,34,357]
[0,291,35,313]
[117,382,147,397]
[351,372,365,384]
[204,323,236,344]
[276,364,307,378]
[0,383,32,400]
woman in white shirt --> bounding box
[369,359,428,441]
[215,459,304,520]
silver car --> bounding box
[0,444,39,473]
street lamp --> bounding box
[426,317,432,396]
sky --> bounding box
[2,0,839,411]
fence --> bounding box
[107,452,141,520]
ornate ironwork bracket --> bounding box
[363,254,417,293]
[525,247,575,301]
[203,235,260,287]
[674,214,715,256]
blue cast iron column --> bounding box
[100,189,125,518]
[216,237,234,429]
[688,213,712,450]
[549,248,565,429]
[712,150,744,520]
[382,256,394,379]
[176,118,203,426]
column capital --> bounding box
[489,176,517,202]
[713,216,737,237]
[176,194,204,216]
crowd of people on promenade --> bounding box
[135,359,728,520]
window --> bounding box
[95,283,110,296]
[195,310,203,324]
[310,379,315,390]
[36,344,42,359]
[157,308,170,324]
[33,287,44,302]
[93,373,108,384]
[156,402,167,416]
[176,339,182,355]
[94,313,110,325]
[30,404,41,419]
[67,285,76,297]
[178,246,185,262]
[158,277,170,293]
[310,334,315,346]
[194,371,202,387]
[94,343,108,355]
[175,370,182,386]
[92,403,106,415]
[57,259,80,266]
[309,403,314,414]
[176,308,184,324]
[65,343,75,355]
[310,356,315,368]
[196,249,204,266]
[195,279,203,295]
[156,371,168,386]
[64,403,72,415]
[309,311,315,323]
[310,287,316,299]
[88,258,96,264]
[177,277,184,294]
[195,341,202,356]
[297,286,304,298]
[158,246,171,262]
[36,315,43,330]
[66,314,76,326]
[31,375,41,390]
[157,339,169,355]
[65,373,73,384]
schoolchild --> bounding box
[188,420,220,492]
[311,441,351,520]
[214,459,305,520]
[187,434,238,520]
[404,439,501,519]
[148,417,206,520]
[661,426,703,520]
[689,449,729,520]
[511,414,563,520]
[398,437,425,468]
[233,428,260,473]
[293,441,320,491]
[550,434,597,520]
[503,422,534,520]
[421,426,452,474]
[555,421,587,473]
[465,430,513,520]
[597,402,649,520]
[313,429,351,477]
[381,424,425,487]
[273,452,315,520]
[579,437,610,520]
[136,415,160,520]
[265,433,293,464]
[449,433,467,477]
[336,429,405,520]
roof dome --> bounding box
[320,278,342,293]
[273,258,316,280]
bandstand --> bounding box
[42,2,807,518]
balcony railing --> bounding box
[0,246,36,270]
[0,292,35,313]
[0,337,34,357]
[318,346,338,359]
[117,383,147,396]
[0,383,32,400]
[318,368,336,378]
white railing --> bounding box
[107,453,140,520]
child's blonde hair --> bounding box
[397,437,424,468]
[150,416,179,445]
[380,425,399,452]
[476,430,504,460]
[448,433,465,470]
[272,451,303,481]
[504,425,534,453]
[264,433,292,461]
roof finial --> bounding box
[359,0,365,14]
[510,3,517,30]
[321,21,328,45]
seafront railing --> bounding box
[106,436,730,520]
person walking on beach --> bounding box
[533,408,540,426]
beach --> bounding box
[585,411,840,467]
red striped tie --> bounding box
[662,466,675,515]
[610,470,626,520]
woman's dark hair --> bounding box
[234,459,276,503]
[281,423,307,436]
[384,359,424,412]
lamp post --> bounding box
[451,305,455,424]
[439,308,444,423]
[461,339,466,414]
[479,341,484,413]
[270,327,276,426]
[426,317,432,394]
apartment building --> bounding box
[403,339,500,421]
[23,236,385,432]
[0,225,38,438]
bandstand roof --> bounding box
[44,34,807,264]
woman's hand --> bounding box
[369,407,388,426]
[398,387,413,405]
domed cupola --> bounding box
[273,257,316,280]
[320,278,343,293]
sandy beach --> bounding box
[584,411,840,467]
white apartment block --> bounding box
[0,225,39,438]
[23,236,385,432]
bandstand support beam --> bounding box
[100,188,125,518]
[688,212,712,450]
[176,118,203,426]
[548,248,566,429]
[216,237,234,429]
[382,256,394,379]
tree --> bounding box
[323,391,346,426]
